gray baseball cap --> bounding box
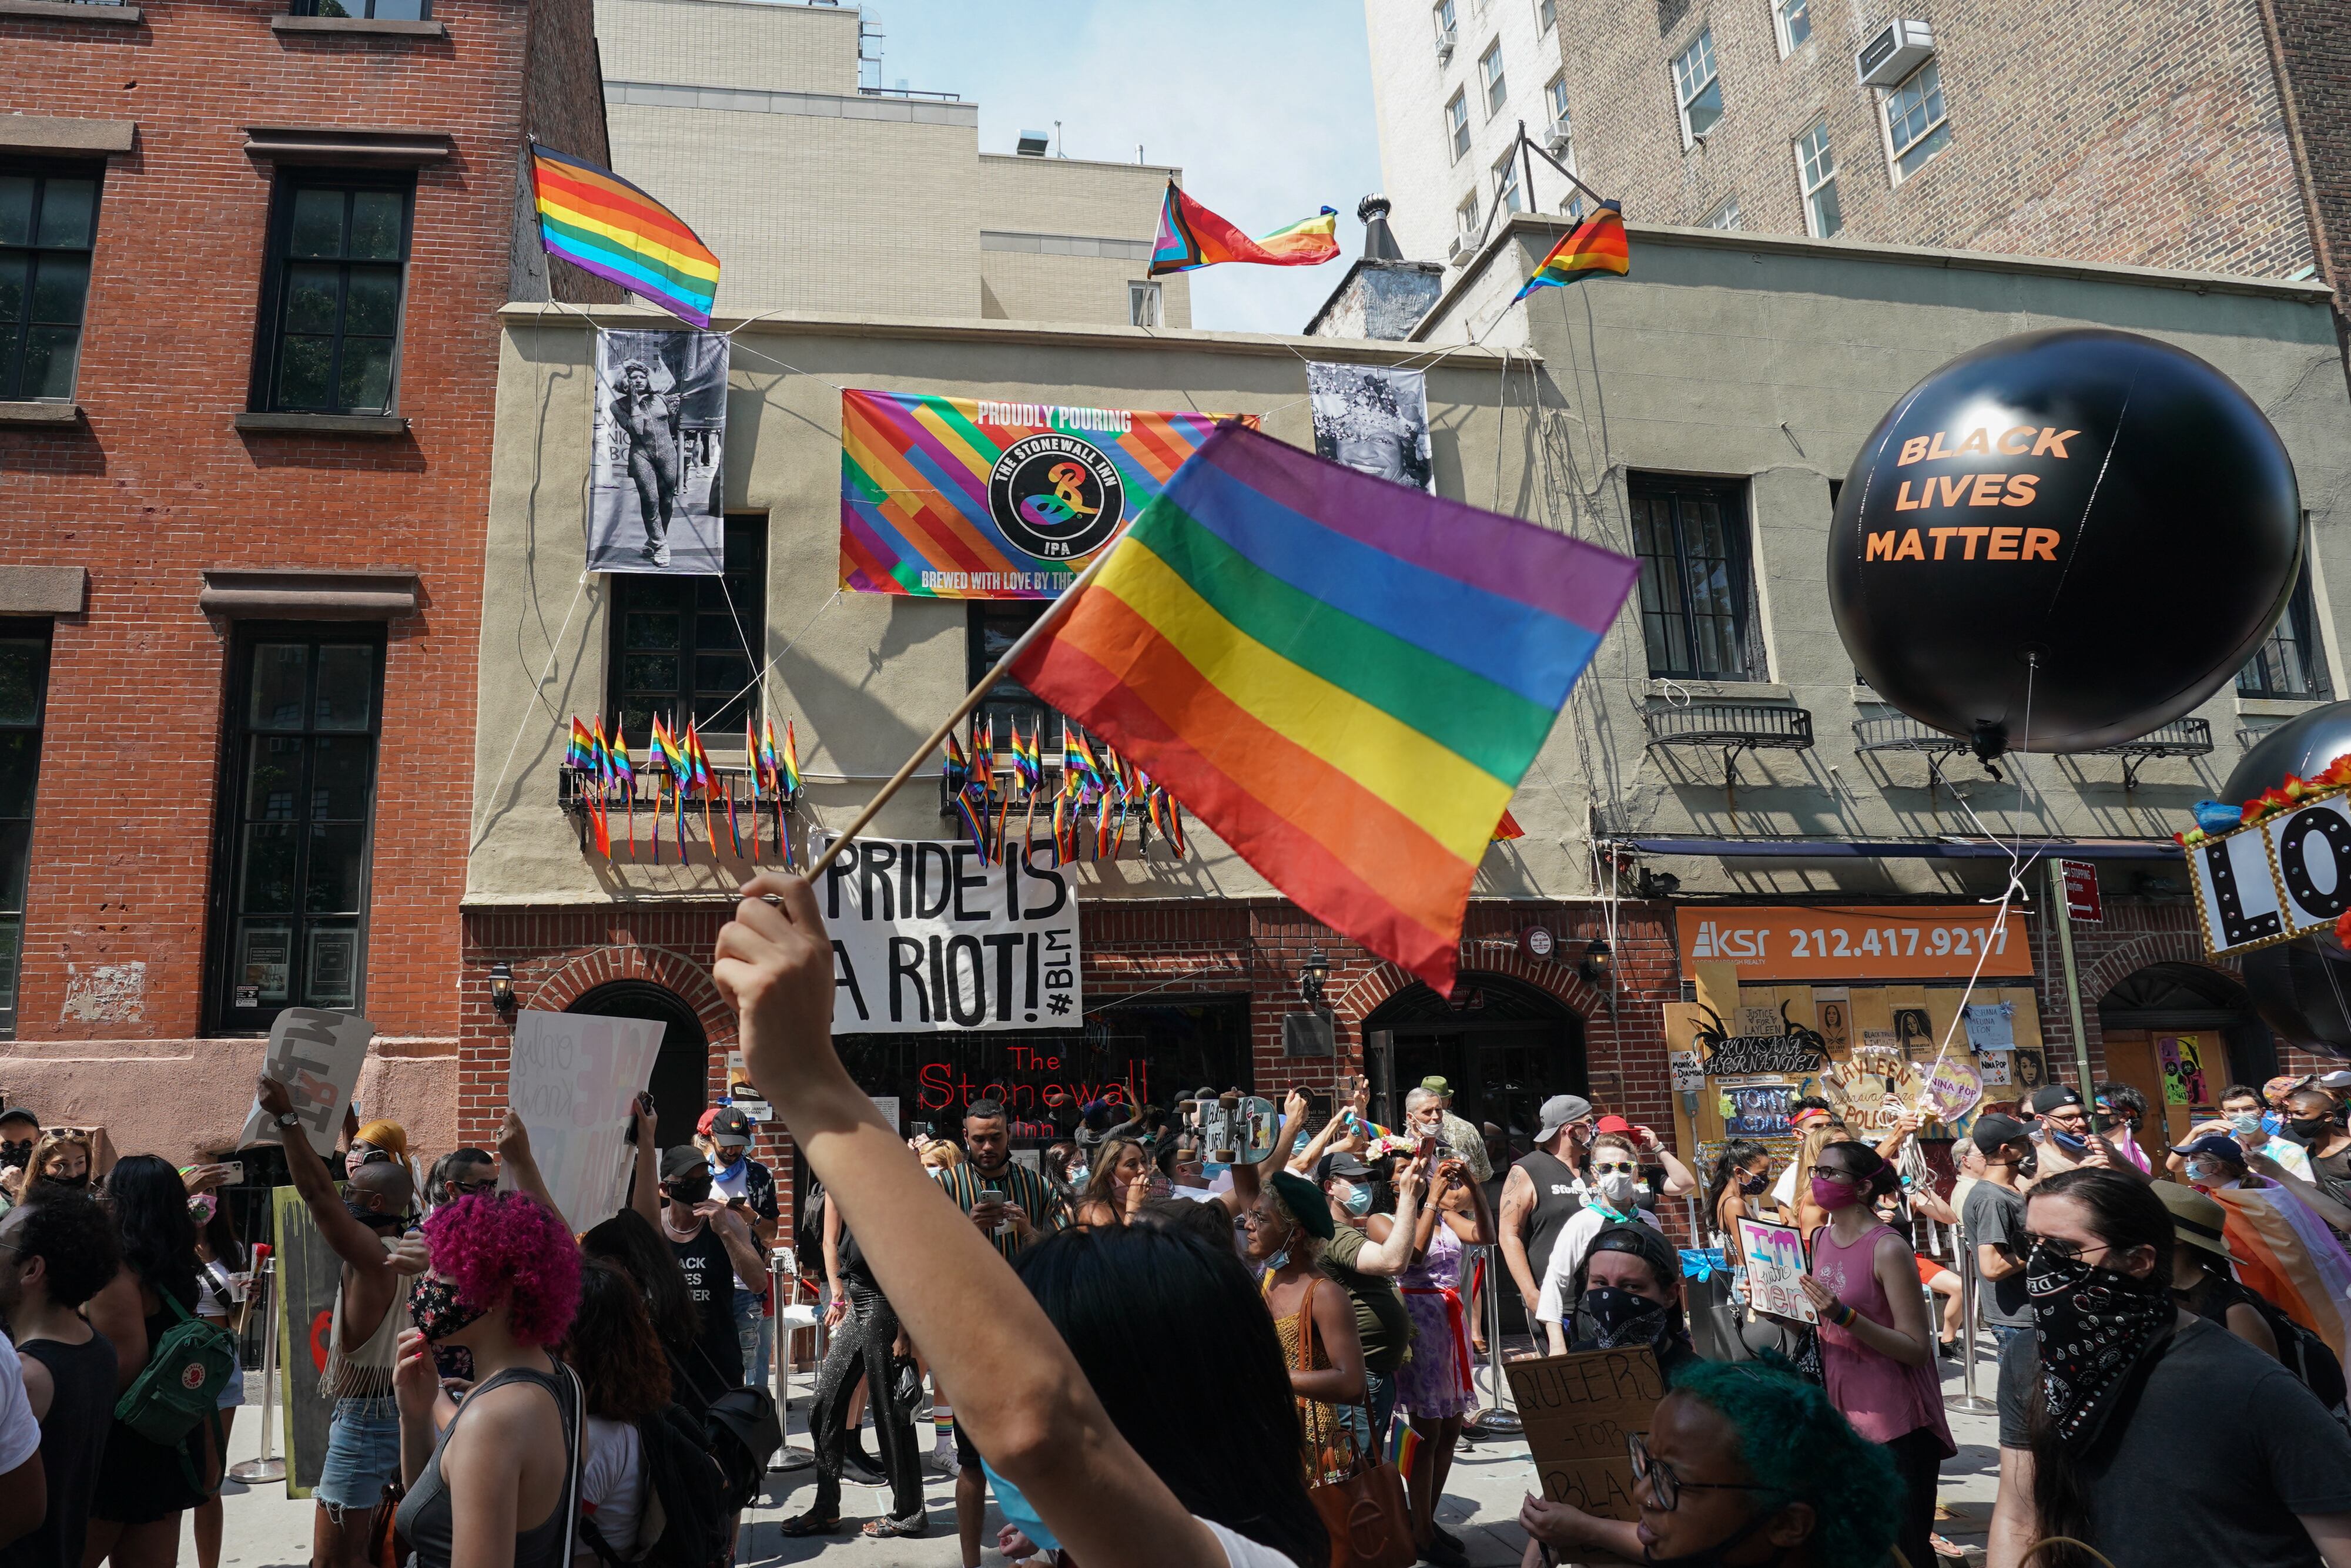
[1536,1094,1593,1143]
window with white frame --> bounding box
[1446,90,1471,162]
[1673,29,1723,144]
[1701,194,1742,230]
[1493,150,1523,215]
[1127,280,1161,328]
[1433,0,1458,51]
[1773,0,1810,55]
[1536,0,1556,33]
[1546,72,1572,142]
[1794,119,1841,236]
[1481,40,1508,116]
[1455,190,1481,248]
[1884,60,1951,180]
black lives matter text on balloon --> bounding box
[2189,786,2351,958]
[817,836,1082,1033]
[1504,1345,1665,1540]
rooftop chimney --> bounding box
[1357,194,1403,261]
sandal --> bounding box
[778,1512,846,1537]
[862,1513,929,1539]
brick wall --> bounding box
[0,1,598,1054]
[2270,0,2351,313]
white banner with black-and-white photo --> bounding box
[1308,361,1434,492]
[815,836,1081,1033]
[591,329,728,575]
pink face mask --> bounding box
[187,1191,217,1225]
[1810,1172,1860,1209]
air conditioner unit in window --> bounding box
[1544,127,1570,156]
[1447,234,1471,262]
[1855,19,1933,87]
[1435,27,1456,62]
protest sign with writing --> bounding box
[1504,1346,1666,1527]
[816,836,1081,1033]
[239,1008,373,1149]
[273,1185,341,1498]
[1921,1053,1985,1124]
[508,1011,666,1229]
[1737,1217,1816,1324]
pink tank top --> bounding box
[1809,1221,1954,1452]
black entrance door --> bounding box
[1364,973,1584,1164]
[569,980,711,1136]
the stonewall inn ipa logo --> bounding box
[989,433,1126,561]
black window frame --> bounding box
[967,602,1061,760]
[206,623,388,1034]
[252,169,414,416]
[1627,474,1766,681]
[2239,532,2332,701]
[0,161,103,404]
[605,517,769,747]
[0,620,52,1040]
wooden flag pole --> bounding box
[806,538,1124,881]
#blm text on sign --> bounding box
[1504,1345,1666,1532]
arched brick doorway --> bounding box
[1362,970,1585,1157]
[2096,960,2273,1161]
[568,980,712,1135]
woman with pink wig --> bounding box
[391,1193,586,1568]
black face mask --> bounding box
[665,1177,713,1207]
[2286,1117,2334,1146]
[36,1172,87,1192]
[1736,1170,1768,1194]
[1582,1285,1679,1349]
[2027,1244,2174,1450]
[346,1199,401,1231]
[0,1141,31,1172]
[409,1276,490,1343]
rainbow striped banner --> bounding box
[840,390,1254,599]
[1149,182,1340,276]
[1513,200,1630,302]
[1012,424,1637,992]
[530,143,721,327]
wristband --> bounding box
[1838,1302,1861,1329]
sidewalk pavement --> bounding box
[214,1343,2007,1567]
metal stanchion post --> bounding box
[769,1249,816,1472]
[1464,1245,1521,1438]
[1945,1227,1996,1414]
[228,1257,286,1484]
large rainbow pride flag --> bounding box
[1148,183,1340,277]
[2209,1181,2351,1364]
[1513,200,1631,302]
[1012,424,1637,991]
[530,143,721,328]
[840,390,1254,599]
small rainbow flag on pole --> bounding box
[530,143,721,328]
[1011,424,1637,993]
[1149,183,1339,277]
[1512,199,1630,302]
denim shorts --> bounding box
[315,1394,401,1515]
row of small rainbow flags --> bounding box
[945,718,1187,867]
[563,712,802,865]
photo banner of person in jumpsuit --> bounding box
[590,327,729,574]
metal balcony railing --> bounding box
[2087,716,2213,789]
[1645,701,1813,799]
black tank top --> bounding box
[1,1334,118,1568]
[394,1364,580,1568]
[1516,1150,1589,1287]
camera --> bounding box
[1176,1088,1278,1164]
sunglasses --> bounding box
[1592,1160,1639,1175]
[1626,1431,1780,1513]
[351,1146,393,1166]
[2019,1232,2115,1264]
[448,1178,498,1197]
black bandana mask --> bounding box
[2027,1244,2173,1449]
[0,1140,30,1172]
[1583,1285,1682,1352]
[410,1276,490,1343]
[346,1199,403,1232]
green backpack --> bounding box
[113,1288,236,1492]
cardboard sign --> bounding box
[1668,1051,1706,1093]
[240,1008,374,1149]
[1737,1217,1816,1323]
[1717,1078,1801,1137]
[1505,1346,1666,1523]
[508,1011,667,1230]
[272,1185,343,1498]
[817,836,1081,1033]
[1964,1000,2015,1051]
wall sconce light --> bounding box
[1578,938,1612,986]
[488,961,516,1017]
[1298,948,1332,1008]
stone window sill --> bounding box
[233,411,410,437]
[1645,678,1794,703]
[0,1,143,23]
[269,15,446,36]
[0,401,83,426]
[2236,694,2323,719]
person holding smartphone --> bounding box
[695,1106,778,1391]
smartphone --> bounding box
[979,1185,1009,1236]
[1417,1134,1438,1166]
[218,1161,244,1185]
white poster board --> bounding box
[1737,1217,1816,1324]
[239,1007,374,1148]
[815,836,1081,1033]
[508,1011,667,1229]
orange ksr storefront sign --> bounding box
[1677,906,2032,982]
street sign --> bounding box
[2060,859,2102,923]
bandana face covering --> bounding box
[410,1276,491,1343]
[1583,1285,1680,1351]
[2027,1244,2173,1449]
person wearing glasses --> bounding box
[1988,1167,2351,1568]
[1533,1131,1665,1351]
[346,1120,410,1183]
[426,1149,499,1212]
[1518,1358,1903,1568]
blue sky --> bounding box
[868,1,1387,334]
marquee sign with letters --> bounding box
[2185,783,2351,956]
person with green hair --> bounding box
[1516,1358,1902,1568]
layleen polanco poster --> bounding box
[839,389,1257,599]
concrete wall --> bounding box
[976,152,1193,328]
[1416,216,2351,894]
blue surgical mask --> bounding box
[2228,1111,2266,1138]
[1341,1182,1372,1216]
[2047,1127,2088,1156]
[708,1150,746,1181]
[980,1456,1059,1550]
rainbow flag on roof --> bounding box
[530,143,721,328]
[1512,200,1630,302]
[1012,424,1637,993]
[1149,183,1340,277]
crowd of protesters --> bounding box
[0,882,2347,1568]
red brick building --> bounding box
[0,0,614,1158]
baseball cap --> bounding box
[1535,1094,1593,1142]
[2030,1085,2085,1115]
[1419,1076,1451,1095]
[2175,1133,2247,1168]
[2154,1181,2232,1261]
[706,1105,753,1147]
[0,1107,37,1131]
[659,1146,708,1183]
[695,1108,720,1137]
[1595,1114,1633,1135]
[2316,1070,2351,1093]
[1317,1150,1373,1184]
[1971,1113,2030,1154]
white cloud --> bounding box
[870,1,1386,334]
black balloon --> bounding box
[2242,940,2351,1063]
[1829,328,2302,756]
[2223,699,2351,803]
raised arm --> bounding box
[1217,1089,1305,1218]
[1287,1113,1348,1177]
[259,1076,399,1274]
[716,873,1244,1568]
[628,1094,662,1231]
[1436,1158,1495,1247]
[2251,1154,2351,1234]
[1350,1158,1426,1276]
[497,1109,565,1229]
